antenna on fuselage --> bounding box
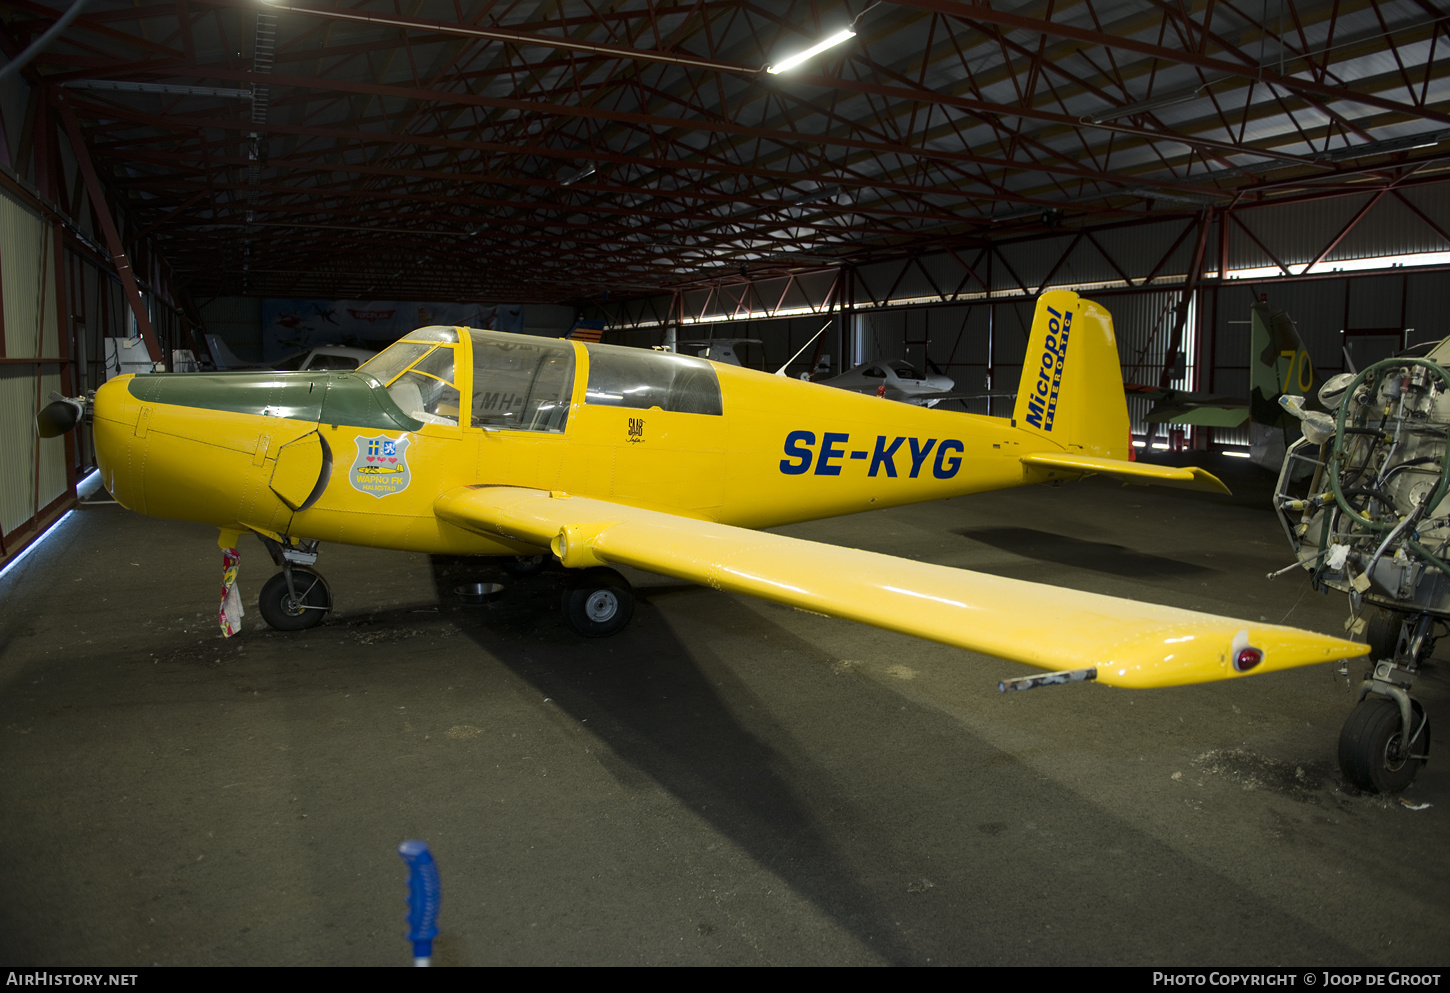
[774,321,833,377]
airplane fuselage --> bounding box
[90,332,1070,557]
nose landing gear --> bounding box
[256,535,332,631]
[258,567,332,630]
[1340,611,1434,793]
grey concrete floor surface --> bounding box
[0,457,1445,966]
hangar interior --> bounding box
[2,0,1450,967]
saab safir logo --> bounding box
[350,434,412,497]
[1025,305,1073,432]
[627,417,645,443]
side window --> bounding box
[584,345,722,415]
[468,331,576,432]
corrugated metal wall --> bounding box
[0,186,68,554]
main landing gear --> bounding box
[255,539,640,637]
[560,567,634,637]
[256,535,332,631]
[251,539,638,639]
[1340,608,1434,793]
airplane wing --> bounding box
[434,485,1365,689]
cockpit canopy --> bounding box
[582,344,722,416]
[357,326,722,431]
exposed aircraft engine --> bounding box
[1274,350,1445,793]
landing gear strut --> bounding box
[1341,610,1433,792]
[256,535,332,631]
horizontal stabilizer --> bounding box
[435,485,1362,689]
[1021,452,1230,495]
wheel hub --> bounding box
[1383,732,1409,772]
[585,590,618,622]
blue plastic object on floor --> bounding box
[398,839,441,966]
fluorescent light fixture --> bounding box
[0,509,76,583]
[561,163,596,186]
[1222,450,1252,458]
[1322,129,1450,162]
[794,185,840,206]
[767,28,856,74]
[63,80,254,99]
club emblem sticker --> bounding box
[350,434,412,497]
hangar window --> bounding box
[359,327,462,425]
[467,330,575,432]
[583,344,722,415]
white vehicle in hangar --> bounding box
[1273,345,1447,792]
[816,358,955,405]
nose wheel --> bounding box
[258,566,332,631]
[1339,697,1431,794]
[1339,611,1433,793]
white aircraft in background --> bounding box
[679,338,763,367]
[816,358,956,405]
[203,333,376,372]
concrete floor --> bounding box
[1,456,1446,966]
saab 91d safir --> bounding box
[38,290,1366,699]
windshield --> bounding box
[359,327,462,425]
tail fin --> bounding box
[1248,300,1315,468]
[1012,289,1129,459]
[1249,301,1315,422]
[202,333,254,370]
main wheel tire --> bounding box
[1362,608,1408,661]
[258,568,331,631]
[561,568,634,637]
[1338,696,1431,794]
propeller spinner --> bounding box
[36,393,88,439]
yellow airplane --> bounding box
[40,289,1367,691]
